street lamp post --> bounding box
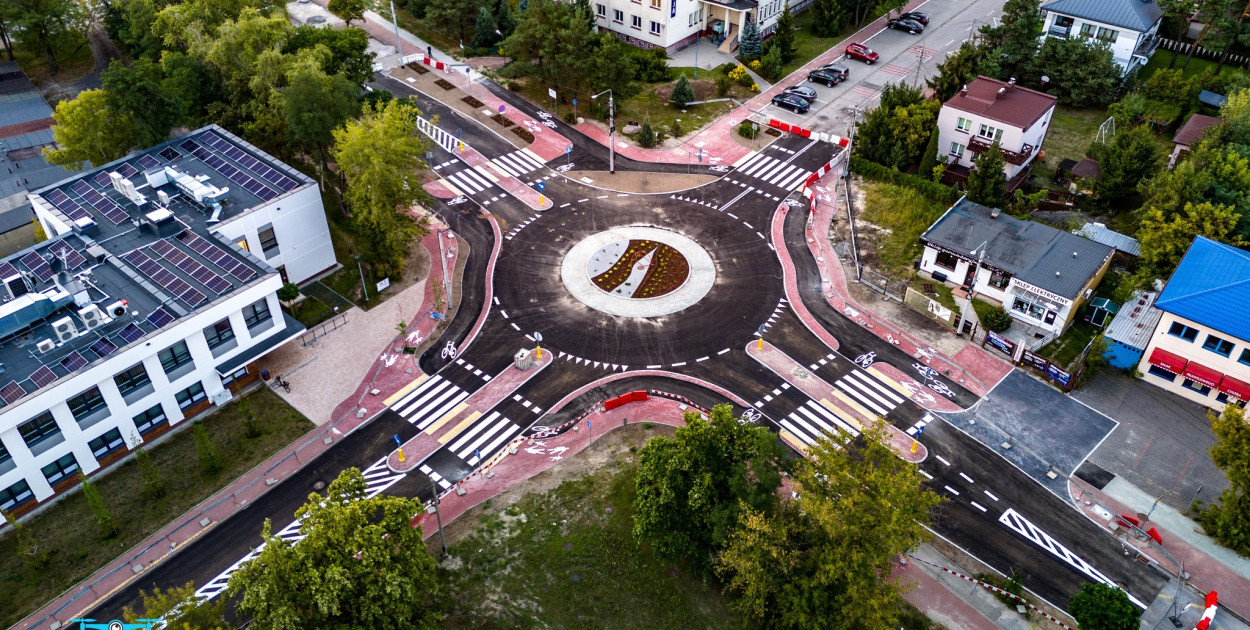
[427,480,448,559]
[592,89,615,174]
[355,255,369,302]
[389,0,405,62]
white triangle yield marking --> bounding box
[558,351,566,358]
[612,364,619,370]
[594,361,601,368]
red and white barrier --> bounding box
[418,55,448,72]
[1195,591,1219,630]
[906,554,1074,629]
[762,118,850,147]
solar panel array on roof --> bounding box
[181,139,278,202]
[118,323,146,343]
[92,171,112,188]
[201,131,300,192]
[48,241,87,270]
[147,306,175,328]
[176,231,256,282]
[116,163,138,178]
[30,366,57,388]
[44,188,92,223]
[90,337,118,358]
[0,381,25,404]
[0,261,18,279]
[122,249,208,308]
[137,154,160,170]
[151,240,232,294]
[20,251,52,282]
[70,180,92,196]
[71,181,130,225]
[60,350,88,372]
[159,147,181,162]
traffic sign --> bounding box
[499,105,506,113]
[565,145,573,154]
[572,98,578,106]
[537,182,545,192]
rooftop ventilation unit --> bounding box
[106,300,128,318]
[166,167,228,222]
[36,338,55,354]
[79,304,105,330]
[51,316,77,342]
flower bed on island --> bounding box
[590,240,689,298]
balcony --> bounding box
[966,135,1036,166]
[1134,35,1161,59]
[1048,24,1071,39]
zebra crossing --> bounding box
[446,410,520,465]
[780,399,861,447]
[416,116,458,152]
[441,166,496,196]
[732,152,812,191]
[833,369,906,417]
[419,463,453,490]
[391,375,471,429]
[454,357,491,382]
[491,149,547,178]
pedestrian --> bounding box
[427,45,432,59]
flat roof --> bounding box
[1104,290,1162,349]
[943,77,1058,130]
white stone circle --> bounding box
[561,226,715,317]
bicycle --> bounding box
[274,376,291,393]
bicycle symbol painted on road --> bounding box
[740,408,762,424]
[709,165,730,172]
[927,380,956,399]
[440,340,459,360]
[542,120,558,128]
[783,198,806,207]
[528,425,558,439]
[448,196,468,205]
[556,163,574,172]
[900,380,936,404]
[913,363,939,381]
[536,111,553,119]
[853,351,876,369]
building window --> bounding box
[1011,294,1048,321]
[134,405,169,435]
[1147,365,1178,382]
[956,117,972,132]
[1182,378,1212,396]
[0,440,9,466]
[88,428,125,459]
[42,453,80,486]
[204,318,236,350]
[177,382,207,410]
[114,363,151,397]
[1168,322,1199,342]
[689,10,698,25]
[934,251,960,270]
[596,2,605,15]
[68,386,108,421]
[988,269,1012,289]
[0,480,34,512]
[221,367,249,388]
[1202,334,1235,357]
[1079,23,1096,38]
[258,226,279,256]
[978,124,1003,141]
[1096,27,1117,42]
[19,413,61,448]
[243,299,272,329]
[650,20,661,34]
[1239,348,1250,366]
[650,0,660,8]
[613,8,623,22]
[632,14,642,29]
[159,340,194,373]
[949,142,965,157]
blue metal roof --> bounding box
[1155,237,1250,342]
[1040,0,1163,32]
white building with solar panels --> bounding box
[0,125,334,514]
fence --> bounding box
[1159,38,1250,67]
[981,330,1077,391]
[904,287,957,328]
[857,266,908,302]
[300,312,349,346]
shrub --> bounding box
[136,445,165,498]
[981,306,1014,332]
[670,74,695,109]
[636,120,658,147]
[738,120,759,139]
[728,65,752,87]
[194,423,223,475]
[849,156,960,204]
[81,475,118,539]
[564,111,577,124]
[715,73,733,97]
[670,119,684,138]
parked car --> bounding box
[806,68,845,87]
[887,18,924,34]
[899,11,929,25]
[771,93,811,113]
[818,62,850,80]
[783,85,818,104]
[845,42,879,64]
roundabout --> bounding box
[561,226,715,317]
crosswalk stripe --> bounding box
[492,154,526,177]
[396,379,459,417]
[458,416,512,459]
[400,383,463,423]
[444,171,482,193]
[392,375,444,409]
[755,159,787,182]
[741,155,778,177]
[777,168,812,191]
[448,411,501,452]
[843,371,903,408]
[415,392,471,430]
[468,423,519,465]
[780,418,818,445]
[462,166,495,188]
[767,164,800,186]
[846,370,904,404]
[802,401,860,436]
[394,377,455,415]
[835,378,892,416]
[735,152,767,173]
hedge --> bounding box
[849,156,962,205]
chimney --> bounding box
[1007,77,1016,91]
[996,87,1006,99]
[1072,251,1078,258]
[960,84,968,97]
[991,207,1000,218]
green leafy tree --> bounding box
[759,43,783,82]
[928,41,997,101]
[587,33,640,99]
[739,19,761,59]
[426,0,479,42]
[8,0,84,73]
[328,0,365,25]
[277,282,301,307]
[1136,202,1239,276]
[500,0,596,92]
[237,395,260,438]
[227,468,442,630]
[809,0,847,37]
[1068,582,1141,630]
[44,89,137,169]
[102,59,182,149]
[635,118,657,148]
[124,582,234,630]
[966,143,1007,207]
[855,83,939,169]
[1021,37,1122,107]
[981,305,1014,332]
[194,422,223,475]
[136,444,166,498]
[772,7,796,63]
[285,25,376,86]
[917,128,940,178]
[332,99,431,277]
[986,0,1041,79]
[717,424,941,628]
[285,65,360,189]
[472,5,500,48]
[1092,125,1161,203]
[1158,0,1195,68]
[670,74,695,108]
[81,474,118,539]
[1198,405,1250,554]
[493,0,517,37]
[633,404,786,575]
[3,510,50,568]
[0,4,17,61]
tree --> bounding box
[669,73,695,108]
[0,3,20,60]
[8,0,84,73]
[1092,125,1161,202]
[759,43,783,82]
[102,59,182,149]
[981,305,1014,332]
[3,510,50,568]
[124,582,234,630]
[285,26,376,86]
[332,99,431,277]
[1158,0,1194,68]
[194,422,223,475]
[277,282,301,307]
[136,444,166,498]
[809,0,846,37]
[635,118,657,148]
[717,424,941,628]
[989,0,1042,79]
[772,7,796,63]
[1022,37,1122,107]
[285,66,359,188]
[328,0,365,25]
[472,5,500,48]
[1136,202,1239,276]
[426,0,478,42]
[928,41,997,101]
[81,474,118,539]
[966,143,1007,207]
[738,18,761,59]
[44,90,137,170]
[854,83,939,169]
[917,127,940,178]
[227,468,442,630]
[493,0,517,37]
[633,404,786,575]
[1068,582,1141,630]
[587,33,640,99]
[1195,405,1250,554]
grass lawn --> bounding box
[0,389,314,628]
[1042,106,1107,168]
[859,181,949,276]
[288,294,333,327]
[1138,50,1247,83]
[1037,321,1099,368]
[971,298,1002,327]
[911,277,958,312]
[778,11,851,78]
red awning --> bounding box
[1219,375,1250,401]
[1148,348,1188,374]
[1183,362,1224,388]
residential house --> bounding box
[0,125,333,515]
[918,199,1114,336]
[592,0,805,53]
[934,77,1058,183]
[1136,237,1250,410]
[1040,0,1164,75]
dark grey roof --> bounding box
[1040,0,1163,32]
[921,199,1114,299]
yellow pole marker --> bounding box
[537,345,542,359]
[398,448,406,462]
[910,440,918,454]
[757,337,763,350]
[539,194,544,205]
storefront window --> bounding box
[1011,294,1049,321]
[988,269,1012,289]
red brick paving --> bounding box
[768,202,842,352]
[896,560,1003,630]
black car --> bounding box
[771,93,811,113]
[807,68,845,87]
[818,62,850,80]
[899,11,928,25]
[887,18,924,34]
[783,85,818,103]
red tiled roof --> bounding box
[943,76,1058,130]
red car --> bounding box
[845,42,879,64]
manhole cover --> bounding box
[792,368,808,379]
[563,542,574,550]
[313,480,326,491]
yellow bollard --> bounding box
[536,345,542,359]
[539,194,544,205]
[757,337,763,350]
[398,448,406,463]
[910,440,917,454]
[459,141,464,152]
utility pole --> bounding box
[593,89,615,174]
[427,480,447,559]
[389,0,405,62]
